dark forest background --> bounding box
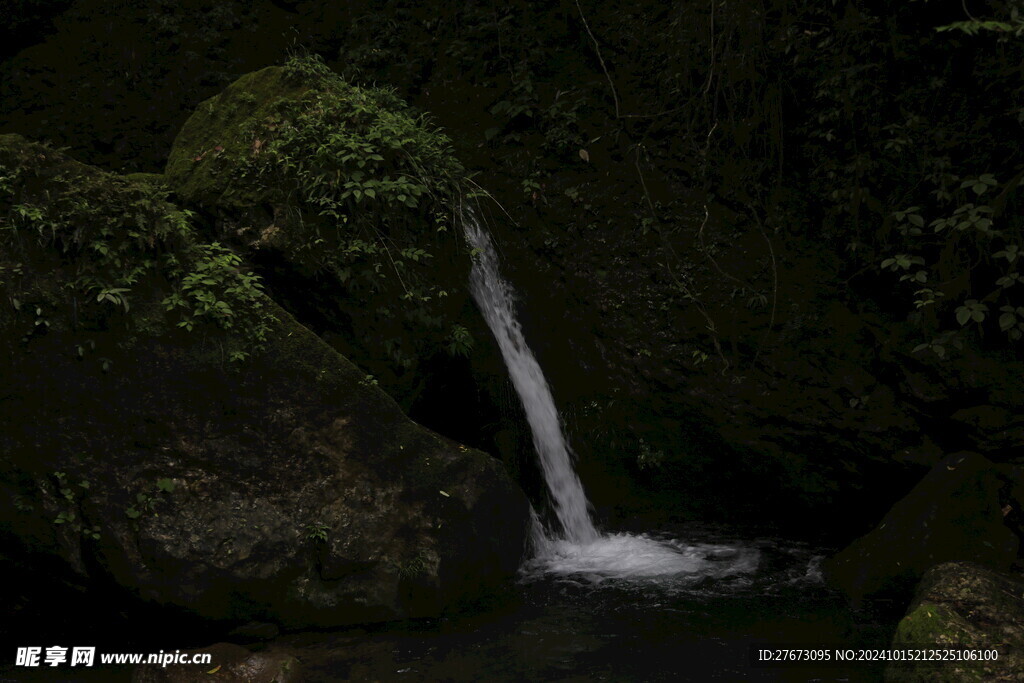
[4,0,1024,532]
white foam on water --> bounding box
[523,531,760,585]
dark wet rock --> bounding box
[1,304,531,629]
[951,406,1024,453]
[132,642,299,682]
[158,61,530,505]
[227,622,280,644]
[898,366,950,404]
[0,135,531,632]
[886,562,1024,682]
[891,438,945,469]
[823,452,1018,601]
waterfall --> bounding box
[463,208,760,584]
[463,209,599,544]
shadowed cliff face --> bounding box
[0,134,530,640]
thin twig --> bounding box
[696,203,758,293]
[961,0,979,23]
[751,210,778,367]
[374,232,409,296]
[634,144,657,215]
[465,177,517,225]
[702,0,717,96]
[574,0,620,119]
[619,103,691,119]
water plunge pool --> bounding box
[288,522,893,682]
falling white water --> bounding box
[464,211,599,544]
[464,209,760,582]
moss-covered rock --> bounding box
[123,172,168,188]
[822,452,1018,602]
[0,136,530,636]
[0,133,272,362]
[164,65,311,210]
[3,298,530,631]
[165,57,475,405]
[886,562,1024,681]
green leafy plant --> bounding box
[395,551,430,579]
[54,510,98,539]
[162,243,270,361]
[445,324,474,357]
[125,478,176,520]
[0,139,274,364]
[304,522,330,543]
[877,174,1024,355]
[50,472,100,540]
[793,0,1024,359]
[187,55,477,386]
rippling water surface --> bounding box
[293,523,893,682]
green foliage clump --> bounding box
[792,3,1024,359]
[393,550,431,580]
[259,54,465,269]
[51,471,100,541]
[635,438,665,472]
[445,324,474,357]
[304,522,330,543]
[162,243,269,360]
[0,134,272,362]
[166,56,473,385]
[125,478,176,520]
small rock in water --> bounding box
[705,548,739,561]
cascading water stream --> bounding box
[463,208,763,583]
[463,211,599,544]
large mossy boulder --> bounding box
[0,134,530,633]
[164,57,475,406]
[822,452,1018,601]
[887,562,1024,681]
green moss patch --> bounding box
[164,65,312,210]
[887,562,1024,681]
[893,601,972,645]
